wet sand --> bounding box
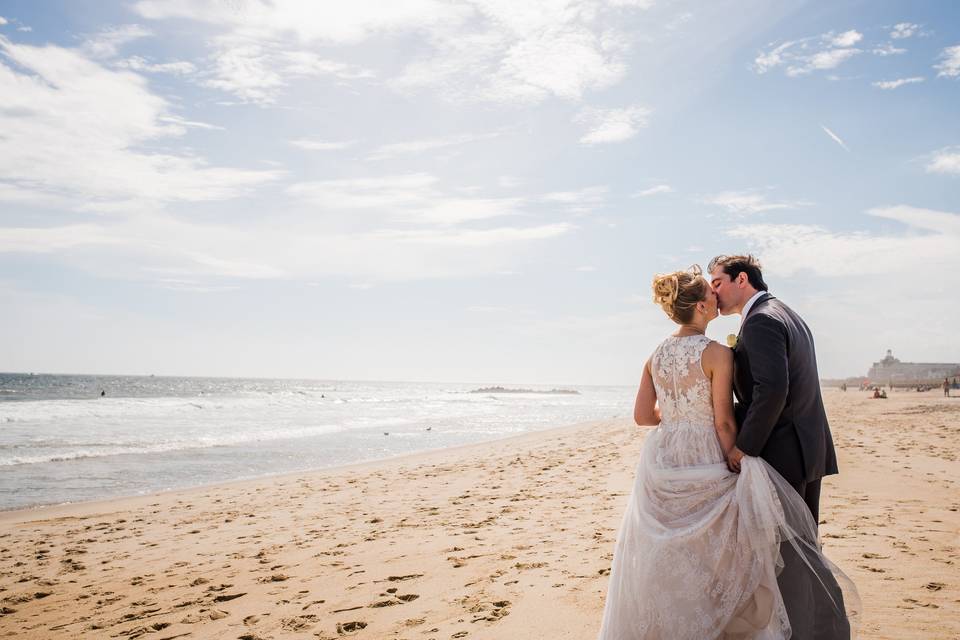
[0,389,957,639]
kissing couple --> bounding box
[597,255,860,640]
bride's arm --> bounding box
[703,342,737,455]
[633,358,660,426]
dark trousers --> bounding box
[778,477,850,639]
[790,478,822,524]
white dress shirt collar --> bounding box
[740,290,766,327]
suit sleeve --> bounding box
[736,315,789,456]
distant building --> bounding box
[867,349,960,383]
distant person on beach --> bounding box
[597,263,856,639]
[873,388,881,399]
[946,378,951,398]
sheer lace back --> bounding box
[650,334,722,469]
[651,334,714,427]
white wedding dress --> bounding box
[597,335,859,640]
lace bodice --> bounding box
[649,334,721,469]
[651,334,715,428]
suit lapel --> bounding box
[737,292,773,338]
[732,293,772,404]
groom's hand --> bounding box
[726,446,746,473]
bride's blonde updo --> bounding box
[652,265,708,324]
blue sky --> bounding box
[1,0,958,384]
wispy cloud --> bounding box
[576,105,650,144]
[926,147,960,175]
[870,205,960,234]
[159,115,224,130]
[872,76,924,90]
[287,173,529,226]
[135,1,650,106]
[0,36,281,207]
[542,186,608,213]
[154,279,241,294]
[754,40,797,73]
[633,184,674,197]
[820,124,850,151]
[702,188,810,215]
[830,30,862,48]
[115,55,196,75]
[728,205,960,277]
[202,36,375,105]
[289,139,357,151]
[0,211,576,283]
[367,132,499,160]
[0,224,124,253]
[0,182,73,207]
[871,43,906,56]
[82,24,151,58]
[391,11,631,104]
[789,47,860,76]
[133,1,469,44]
[754,29,864,77]
[890,23,920,40]
[935,45,960,78]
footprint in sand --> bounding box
[369,600,398,608]
[301,599,326,611]
[181,608,229,623]
[281,614,318,630]
[336,620,367,635]
[213,592,246,602]
[257,573,290,583]
[468,599,511,623]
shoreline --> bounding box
[1,391,957,639]
[0,417,615,524]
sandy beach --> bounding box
[0,389,957,639]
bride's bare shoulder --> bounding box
[702,340,733,369]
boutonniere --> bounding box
[726,334,738,348]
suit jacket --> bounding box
[732,293,838,485]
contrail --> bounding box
[820,125,850,152]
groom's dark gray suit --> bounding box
[731,292,838,521]
[732,292,850,639]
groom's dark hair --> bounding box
[708,254,768,291]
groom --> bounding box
[708,254,838,522]
[710,255,849,639]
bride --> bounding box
[597,266,858,639]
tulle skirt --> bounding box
[597,426,860,640]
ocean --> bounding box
[0,373,632,511]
